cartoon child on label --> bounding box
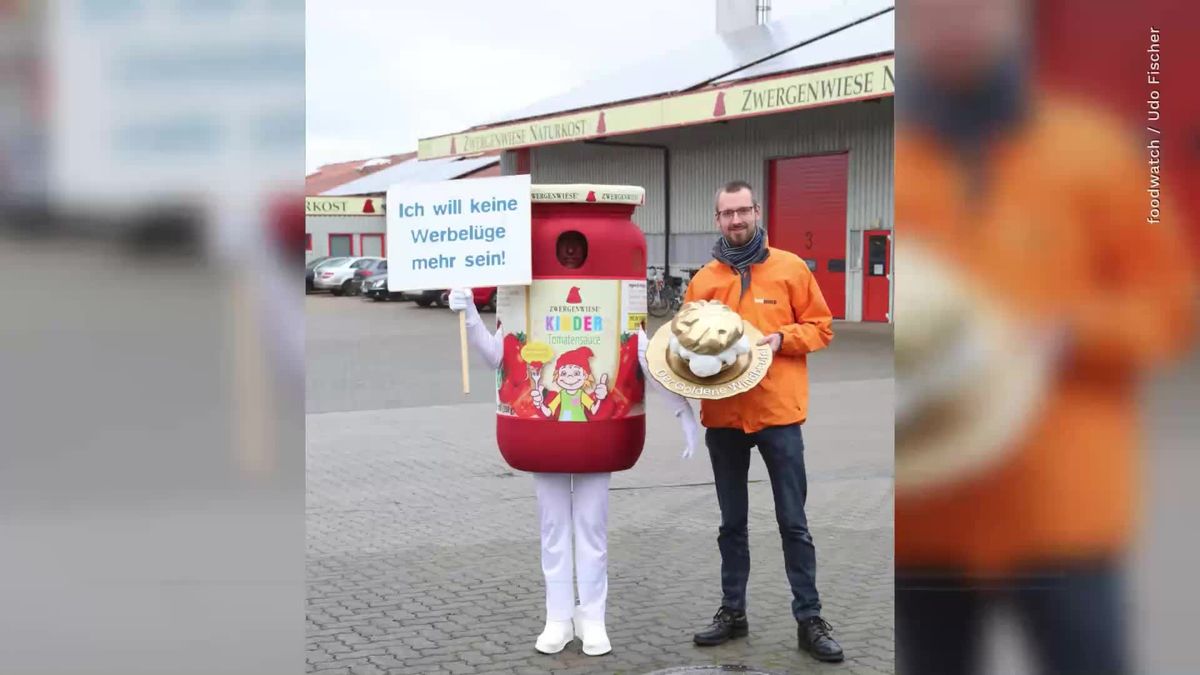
[530,346,608,421]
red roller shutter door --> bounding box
[768,152,849,319]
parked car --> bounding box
[313,257,384,296]
[404,288,447,308]
[362,274,405,302]
[306,256,343,294]
[401,286,497,310]
[351,259,388,295]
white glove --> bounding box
[676,404,701,459]
[448,287,481,325]
[639,328,701,460]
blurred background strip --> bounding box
[895,0,1199,673]
[0,1,305,673]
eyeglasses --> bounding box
[716,206,757,221]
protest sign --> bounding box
[386,175,532,292]
[386,175,532,394]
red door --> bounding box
[768,153,849,318]
[862,229,891,322]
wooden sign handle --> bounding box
[459,310,470,395]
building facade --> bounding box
[420,2,895,321]
[519,98,893,321]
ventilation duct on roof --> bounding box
[716,0,757,34]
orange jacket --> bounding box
[683,246,834,433]
[895,95,1196,574]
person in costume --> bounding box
[448,288,701,658]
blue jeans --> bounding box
[896,561,1128,674]
[706,423,821,621]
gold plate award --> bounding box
[645,300,773,400]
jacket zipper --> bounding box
[732,264,747,431]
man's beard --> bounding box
[726,225,754,245]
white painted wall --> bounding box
[306,214,386,260]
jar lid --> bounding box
[530,184,645,206]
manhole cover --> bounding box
[643,662,792,667]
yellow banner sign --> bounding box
[420,56,893,160]
[305,196,385,216]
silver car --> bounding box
[312,257,384,296]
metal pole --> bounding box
[582,140,671,277]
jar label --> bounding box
[495,279,646,420]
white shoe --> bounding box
[573,609,612,656]
[534,619,575,654]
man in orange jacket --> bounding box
[896,0,1196,672]
[684,180,841,662]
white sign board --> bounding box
[386,175,532,292]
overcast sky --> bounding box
[306,0,817,172]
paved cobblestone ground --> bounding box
[307,297,894,674]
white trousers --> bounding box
[534,472,611,623]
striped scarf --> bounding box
[713,225,769,272]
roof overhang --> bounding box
[418,54,893,161]
[319,155,499,196]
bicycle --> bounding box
[647,266,670,318]
[647,266,687,318]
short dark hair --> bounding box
[714,180,756,211]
